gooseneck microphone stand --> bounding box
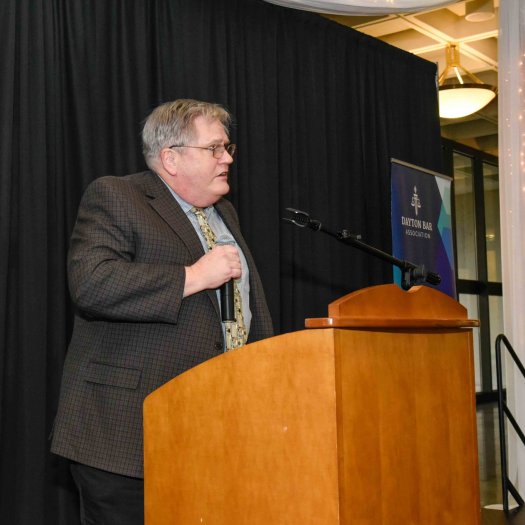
[282,208,441,291]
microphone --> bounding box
[215,235,236,322]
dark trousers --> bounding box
[70,462,144,525]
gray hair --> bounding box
[142,99,232,168]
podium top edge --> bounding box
[305,317,480,329]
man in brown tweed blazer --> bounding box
[51,99,274,524]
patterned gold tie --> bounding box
[192,207,247,350]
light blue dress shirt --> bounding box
[160,178,252,343]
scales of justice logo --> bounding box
[411,186,421,216]
[401,185,432,235]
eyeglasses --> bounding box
[169,143,236,159]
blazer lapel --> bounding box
[141,172,203,258]
[140,172,221,316]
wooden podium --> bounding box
[143,284,481,524]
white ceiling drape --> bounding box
[262,0,458,16]
[499,0,525,503]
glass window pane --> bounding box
[489,295,504,389]
[483,162,501,282]
[459,293,481,391]
[454,153,477,280]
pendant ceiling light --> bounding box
[438,43,497,119]
[465,0,495,22]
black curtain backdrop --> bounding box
[0,0,442,522]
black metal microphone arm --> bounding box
[282,208,441,291]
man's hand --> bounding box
[183,245,241,297]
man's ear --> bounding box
[160,148,178,174]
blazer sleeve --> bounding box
[68,177,187,323]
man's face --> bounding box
[171,116,234,207]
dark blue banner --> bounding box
[391,159,456,298]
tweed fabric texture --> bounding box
[51,171,273,478]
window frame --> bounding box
[442,138,501,397]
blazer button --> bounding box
[214,341,223,351]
